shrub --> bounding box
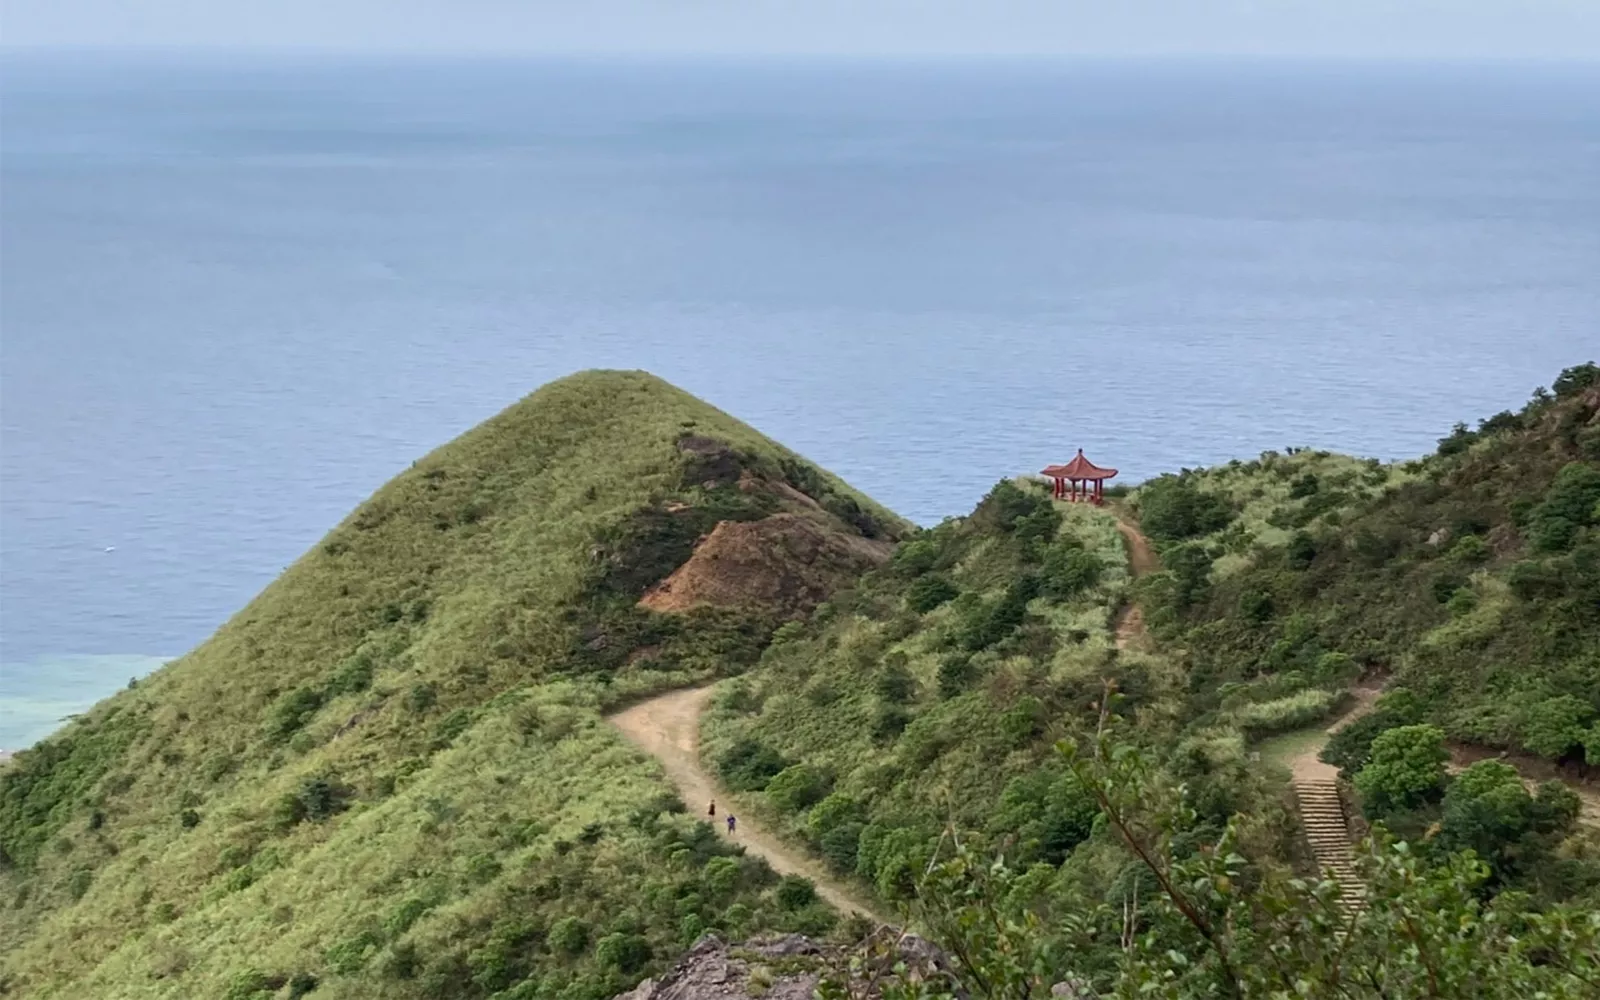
[1529,462,1600,553]
[1039,546,1104,599]
[906,574,958,613]
[1448,534,1490,565]
[937,655,977,698]
[404,683,437,713]
[1288,473,1320,499]
[594,933,652,974]
[1354,724,1448,815]
[1441,761,1580,883]
[326,655,374,696]
[1238,588,1274,624]
[1231,689,1341,738]
[1437,422,1479,456]
[1164,543,1215,609]
[874,661,916,703]
[266,687,325,742]
[956,576,1037,651]
[1138,477,1234,541]
[873,705,912,743]
[717,739,789,792]
[1520,695,1595,760]
[775,875,817,910]
[972,481,1056,538]
[765,765,830,813]
[1552,361,1600,398]
[297,777,347,821]
[1445,588,1478,617]
[891,536,942,577]
[179,808,200,829]
[806,793,865,839]
[819,822,865,872]
[549,916,589,956]
[1286,531,1317,569]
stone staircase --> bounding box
[1293,779,1366,915]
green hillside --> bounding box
[0,371,905,1000]
[6,364,1598,1000]
[1130,362,1600,773]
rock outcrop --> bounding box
[611,932,978,1000]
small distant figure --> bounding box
[708,800,716,818]
[726,814,737,835]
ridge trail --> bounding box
[608,686,893,927]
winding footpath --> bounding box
[608,686,893,927]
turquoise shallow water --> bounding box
[2,55,1597,750]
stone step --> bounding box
[1292,778,1366,915]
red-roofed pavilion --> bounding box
[1041,450,1118,505]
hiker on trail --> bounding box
[708,800,715,817]
[726,814,736,834]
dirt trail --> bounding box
[1285,685,1386,784]
[1110,513,1159,651]
[608,687,893,927]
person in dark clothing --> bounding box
[708,800,715,817]
[726,815,737,834]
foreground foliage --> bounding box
[823,703,1600,1000]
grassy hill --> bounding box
[0,371,906,1000]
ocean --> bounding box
[2,54,1597,749]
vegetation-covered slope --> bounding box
[0,371,906,1000]
[1130,362,1600,771]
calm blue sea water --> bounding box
[2,54,1597,748]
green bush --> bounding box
[1529,462,1600,553]
[549,916,589,956]
[594,933,652,974]
[1231,689,1342,738]
[1354,724,1448,815]
[874,661,916,703]
[1448,534,1490,565]
[1445,588,1478,617]
[326,656,374,697]
[905,574,959,613]
[1238,588,1274,624]
[1138,477,1234,541]
[266,687,325,742]
[1288,473,1320,499]
[1039,545,1103,599]
[806,793,865,840]
[764,765,830,813]
[937,655,977,698]
[1286,531,1318,569]
[872,705,912,743]
[774,875,817,910]
[1552,361,1600,398]
[819,823,864,873]
[1520,695,1595,760]
[1441,761,1580,884]
[717,739,789,792]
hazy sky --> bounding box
[5,0,1600,58]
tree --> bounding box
[1354,724,1448,815]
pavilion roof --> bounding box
[1043,450,1118,481]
